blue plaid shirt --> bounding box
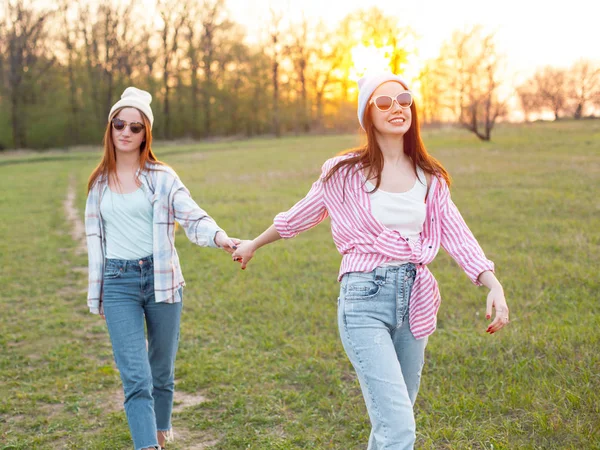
[85,163,223,314]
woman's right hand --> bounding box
[215,231,241,254]
[231,240,257,270]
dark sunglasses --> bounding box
[369,92,413,112]
[111,117,145,134]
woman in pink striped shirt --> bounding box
[232,72,509,449]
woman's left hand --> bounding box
[215,231,241,254]
[485,287,509,334]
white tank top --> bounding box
[100,186,154,260]
[366,166,427,266]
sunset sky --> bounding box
[229,0,598,85]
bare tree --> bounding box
[310,22,344,129]
[79,1,144,126]
[157,0,187,139]
[200,0,224,137]
[418,61,447,124]
[516,82,541,122]
[218,35,252,135]
[1,0,55,148]
[57,0,80,144]
[184,0,239,137]
[568,59,600,119]
[332,16,355,103]
[78,3,101,122]
[428,27,505,141]
[183,4,202,138]
[200,0,232,137]
[533,66,567,120]
[266,8,283,137]
[285,17,312,133]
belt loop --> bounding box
[374,266,386,284]
[407,262,417,279]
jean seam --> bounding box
[342,298,388,442]
[395,267,415,331]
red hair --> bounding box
[87,108,163,193]
[324,96,451,190]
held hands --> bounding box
[215,231,241,254]
[231,240,256,270]
[97,232,239,322]
[485,287,509,334]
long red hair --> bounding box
[87,107,163,193]
[324,89,451,190]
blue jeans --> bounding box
[102,255,183,450]
[337,264,428,450]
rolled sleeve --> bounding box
[273,212,297,239]
[463,258,495,286]
[272,168,328,239]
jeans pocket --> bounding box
[103,268,122,279]
[345,277,382,301]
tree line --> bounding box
[517,61,600,121]
[1,0,599,150]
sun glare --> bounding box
[350,44,394,80]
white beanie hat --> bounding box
[357,72,410,130]
[108,87,154,129]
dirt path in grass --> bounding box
[65,175,219,449]
[64,174,88,256]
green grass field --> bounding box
[1,121,599,449]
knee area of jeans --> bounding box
[151,366,175,386]
[123,379,154,398]
[152,378,175,391]
[389,418,416,438]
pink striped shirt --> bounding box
[273,155,494,339]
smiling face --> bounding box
[368,81,412,138]
[111,107,146,154]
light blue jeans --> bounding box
[338,264,428,450]
[102,255,183,450]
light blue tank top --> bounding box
[100,186,153,260]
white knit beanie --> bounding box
[357,72,410,130]
[108,87,154,129]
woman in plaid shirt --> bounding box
[85,87,239,450]
[232,73,510,449]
